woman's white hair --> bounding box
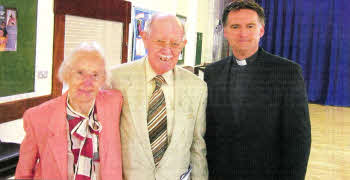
[58,42,111,87]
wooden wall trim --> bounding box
[52,14,65,98]
[122,15,130,63]
[0,96,52,123]
[54,0,131,23]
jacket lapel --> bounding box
[47,93,68,179]
[126,58,154,163]
[95,91,109,173]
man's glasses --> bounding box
[152,40,184,49]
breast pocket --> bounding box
[177,112,196,148]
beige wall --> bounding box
[178,0,213,64]
[0,119,24,143]
[197,0,213,63]
[176,0,187,17]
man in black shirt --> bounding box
[204,1,311,179]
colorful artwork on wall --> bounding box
[0,6,17,51]
[132,7,155,61]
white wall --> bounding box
[176,0,187,17]
[178,0,214,65]
[198,0,214,63]
[0,119,24,143]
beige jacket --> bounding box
[111,57,208,180]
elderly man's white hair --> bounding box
[143,13,187,41]
[58,42,111,87]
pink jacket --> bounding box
[15,90,123,180]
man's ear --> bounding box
[259,25,265,38]
[140,31,149,49]
[182,39,187,47]
[140,31,146,40]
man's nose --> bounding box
[160,46,172,54]
[239,28,249,36]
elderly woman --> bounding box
[15,42,123,180]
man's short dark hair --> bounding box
[222,0,265,26]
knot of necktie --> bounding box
[154,75,166,89]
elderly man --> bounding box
[15,42,123,180]
[111,13,208,180]
[204,1,311,180]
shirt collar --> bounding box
[145,56,173,85]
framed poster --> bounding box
[0,5,6,51]
[132,7,155,61]
[5,8,17,51]
[0,7,17,52]
[0,0,37,97]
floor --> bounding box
[305,104,350,180]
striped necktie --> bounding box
[147,75,168,167]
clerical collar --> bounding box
[236,59,247,66]
[233,50,259,66]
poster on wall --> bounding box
[132,7,155,61]
[0,0,37,97]
[0,6,17,51]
